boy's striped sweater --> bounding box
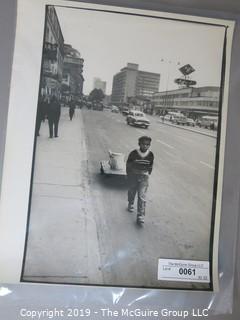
[126,149,154,175]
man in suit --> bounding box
[47,95,61,138]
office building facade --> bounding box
[111,63,160,105]
[152,86,220,118]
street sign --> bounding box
[174,78,197,86]
[179,64,195,75]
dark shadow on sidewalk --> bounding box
[94,172,128,190]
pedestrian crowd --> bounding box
[36,95,76,138]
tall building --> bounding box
[111,63,160,105]
[41,6,64,98]
[61,44,84,102]
[152,86,220,118]
[93,78,106,94]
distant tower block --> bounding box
[93,77,107,94]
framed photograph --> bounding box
[0,0,234,291]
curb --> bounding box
[157,120,217,138]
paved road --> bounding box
[81,109,216,288]
[23,108,217,289]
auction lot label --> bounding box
[158,259,210,282]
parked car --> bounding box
[103,105,112,111]
[171,113,188,125]
[111,105,120,113]
[122,107,130,116]
[92,102,103,111]
[198,116,218,130]
[126,111,150,128]
[186,118,196,126]
[163,115,172,121]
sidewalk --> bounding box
[23,108,103,284]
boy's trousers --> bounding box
[127,174,149,216]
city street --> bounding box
[23,108,217,289]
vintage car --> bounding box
[122,107,130,116]
[171,113,188,125]
[186,118,196,126]
[111,105,120,113]
[198,116,218,130]
[126,111,150,128]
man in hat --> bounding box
[126,136,154,224]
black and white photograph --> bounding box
[0,0,235,290]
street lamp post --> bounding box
[160,59,180,114]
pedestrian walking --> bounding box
[126,136,154,224]
[69,99,75,121]
[47,95,61,138]
[36,95,48,136]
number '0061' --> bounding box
[179,268,196,276]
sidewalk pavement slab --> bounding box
[23,108,103,284]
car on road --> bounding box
[92,102,103,111]
[163,114,172,121]
[126,111,150,128]
[103,105,112,111]
[186,118,196,126]
[171,113,187,125]
[122,107,130,116]
[111,105,120,113]
[198,116,218,130]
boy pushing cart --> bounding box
[126,136,154,225]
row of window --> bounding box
[153,93,191,99]
[155,100,218,107]
[137,87,159,92]
[137,78,160,84]
[138,73,160,80]
[137,91,156,96]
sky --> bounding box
[55,6,225,95]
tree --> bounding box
[88,88,105,103]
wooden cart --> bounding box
[100,151,126,176]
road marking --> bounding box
[177,136,193,143]
[157,139,174,149]
[200,161,214,169]
[162,149,176,157]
